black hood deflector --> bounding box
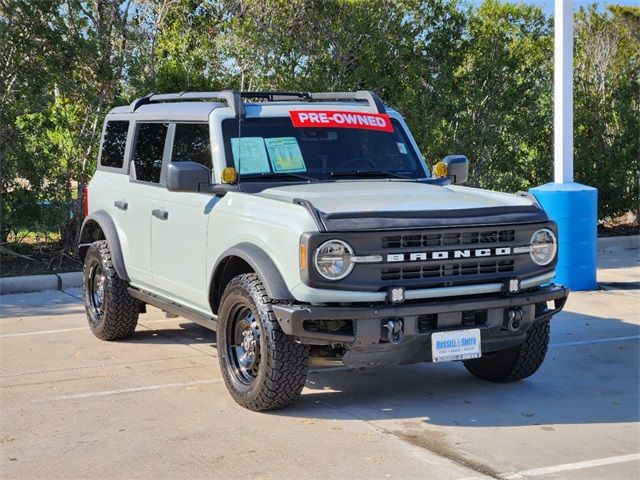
[293,199,549,232]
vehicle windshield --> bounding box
[221,116,428,181]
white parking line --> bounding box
[549,335,640,348]
[33,379,216,402]
[0,327,89,338]
[0,318,188,338]
[499,453,640,479]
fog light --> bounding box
[388,287,405,304]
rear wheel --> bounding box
[463,320,550,382]
[217,273,309,411]
[83,240,140,341]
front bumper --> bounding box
[272,284,569,352]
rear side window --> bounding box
[171,124,211,168]
[100,121,129,168]
[133,123,168,183]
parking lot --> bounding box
[1,248,638,480]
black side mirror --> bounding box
[166,162,210,192]
[443,155,469,185]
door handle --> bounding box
[114,200,128,211]
[152,208,169,220]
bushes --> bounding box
[1,0,638,252]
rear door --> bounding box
[150,123,213,310]
[121,122,169,288]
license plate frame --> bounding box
[431,328,482,363]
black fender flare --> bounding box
[77,211,130,282]
[210,243,294,309]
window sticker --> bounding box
[230,137,271,174]
[264,137,306,172]
[397,142,407,154]
[290,110,393,132]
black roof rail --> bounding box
[240,91,311,101]
[129,92,155,112]
[307,91,386,114]
[130,89,246,118]
[129,89,386,116]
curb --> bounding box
[597,235,639,253]
[0,271,82,295]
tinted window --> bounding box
[171,124,211,168]
[100,121,129,168]
[133,123,168,183]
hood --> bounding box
[254,181,545,231]
[255,181,534,214]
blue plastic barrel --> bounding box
[529,182,598,291]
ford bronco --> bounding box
[78,90,569,411]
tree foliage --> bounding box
[1,0,638,248]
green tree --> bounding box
[574,5,640,218]
[1,0,637,256]
[1,0,162,247]
[444,0,554,192]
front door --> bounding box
[151,123,214,311]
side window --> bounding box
[133,123,168,184]
[171,124,211,168]
[100,120,129,168]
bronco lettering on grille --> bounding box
[386,247,512,263]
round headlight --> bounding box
[530,228,557,266]
[314,240,354,280]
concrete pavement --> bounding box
[0,248,638,479]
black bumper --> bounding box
[272,284,569,350]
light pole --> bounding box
[554,0,573,184]
[530,0,598,291]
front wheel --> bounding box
[463,320,550,382]
[217,274,309,411]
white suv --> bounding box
[79,90,568,411]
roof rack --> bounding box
[240,91,310,101]
[307,91,386,114]
[129,89,386,117]
[130,90,246,117]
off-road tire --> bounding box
[463,320,550,382]
[83,240,140,341]
[217,273,309,411]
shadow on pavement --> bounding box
[599,281,640,291]
[279,312,640,428]
[124,322,217,350]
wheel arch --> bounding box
[209,243,293,315]
[78,212,130,282]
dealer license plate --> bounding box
[431,329,482,363]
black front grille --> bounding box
[381,260,515,281]
[381,229,516,249]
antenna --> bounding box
[237,111,242,190]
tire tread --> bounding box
[219,273,308,411]
[463,320,550,382]
[83,240,140,341]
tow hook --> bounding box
[504,307,524,332]
[383,319,404,344]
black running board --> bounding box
[127,287,218,332]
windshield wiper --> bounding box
[330,169,411,180]
[242,172,319,182]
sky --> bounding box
[469,0,639,14]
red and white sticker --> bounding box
[290,110,393,132]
